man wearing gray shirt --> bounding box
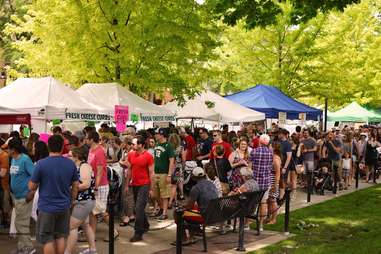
[301,129,317,173]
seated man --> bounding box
[180,167,219,245]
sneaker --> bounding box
[79,249,98,254]
[130,234,143,242]
[150,209,163,218]
[157,214,168,221]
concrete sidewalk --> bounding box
[0,182,374,254]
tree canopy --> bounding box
[4,0,219,102]
[2,0,381,109]
[208,0,381,109]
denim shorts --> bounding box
[36,209,70,244]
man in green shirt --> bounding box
[153,128,175,221]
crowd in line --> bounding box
[0,123,380,253]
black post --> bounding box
[108,201,115,254]
[175,206,184,254]
[355,161,359,189]
[333,165,338,194]
[373,164,377,184]
[236,216,246,252]
[284,188,291,235]
[307,171,312,203]
[324,98,328,132]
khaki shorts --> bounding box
[153,174,171,199]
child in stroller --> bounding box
[314,158,333,195]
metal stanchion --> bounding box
[332,165,338,194]
[284,188,291,235]
[236,215,246,252]
[355,161,359,189]
[307,171,312,203]
[108,200,115,254]
[175,206,184,254]
[373,164,377,184]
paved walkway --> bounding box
[0,182,374,253]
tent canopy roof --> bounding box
[164,90,265,122]
[224,84,322,120]
[328,102,381,122]
[77,83,174,117]
[0,77,101,112]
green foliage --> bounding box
[0,0,29,69]
[302,0,381,108]
[209,0,381,108]
[4,0,219,102]
[209,0,359,29]
[208,2,327,98]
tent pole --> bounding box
[324,98,328,132]
[44,106,48,133]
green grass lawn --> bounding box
[250,185,381,254]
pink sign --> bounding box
[114,105,129,133]
[39,133,50,144]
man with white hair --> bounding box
[250,134,273,231]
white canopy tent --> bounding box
[77,83,175,122]
[0,77,111,132]
[164,90,266,123]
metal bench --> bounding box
[176,190,266,252]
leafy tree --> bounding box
[0,0,29,71]
[209,0,381,109]
[208,2,327,97]
[209,0,360,29]
[301,0,381,108]
[4,0,219,102]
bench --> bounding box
[177,190,266,252]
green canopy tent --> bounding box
[328,102,381,122]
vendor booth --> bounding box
[328,102,381,123]
[0,106,31,125]
[224,85,322,120]
[0,77,111,132]
[77,83,175,122]
[164,90,265,123]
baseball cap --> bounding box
[259,134,270,145]
[192,167,205,177]
[157,128,169,137]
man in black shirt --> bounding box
[196,128,212,165]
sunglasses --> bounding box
[213,134,218,137]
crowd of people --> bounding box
[0,122,380,253]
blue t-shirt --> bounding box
[10,153,35,199]
[31,156,79,213]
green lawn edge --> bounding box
[249,185,381,254]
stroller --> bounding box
[314,158,333,195]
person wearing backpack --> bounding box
[85,131,119,242]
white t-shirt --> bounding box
[342,158,351,170]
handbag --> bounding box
[213,159,230,195]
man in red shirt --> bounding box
[180,127,196,161]
[210,130,232,159]
[86,131,119,241]
[125,136,154,242]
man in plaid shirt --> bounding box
[250,134,273,231]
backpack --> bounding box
[107,163,124,193]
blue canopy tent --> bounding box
[224,85,322,120]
